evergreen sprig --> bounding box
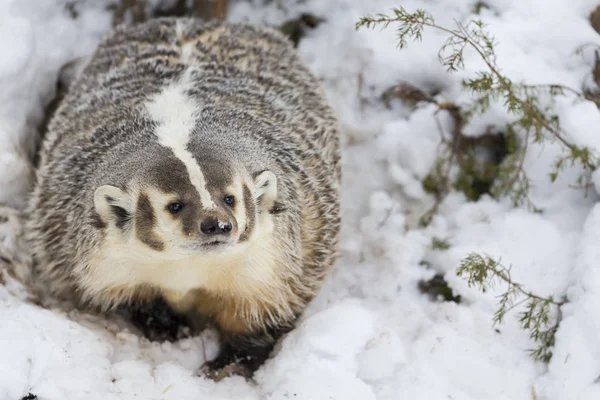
[357,8,599,213]
[457,253,567,363]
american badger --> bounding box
[25,17,341,377]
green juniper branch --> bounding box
[356,8,599,214]
[356,7,585,364]
[457,253,567,363]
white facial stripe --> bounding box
[181,42,195,63]
[145,73,216,208]
[175,19,185,39]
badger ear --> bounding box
[93,185,133,228]
[253,170,278,211]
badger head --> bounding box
[92,148,282,259]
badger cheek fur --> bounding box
[24,17,341,378]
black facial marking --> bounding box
[89,213,107,229]
[186,139,235,202]
[180,206,200,237]
[139,146,201,237]
[135,193,165,251]
[143,146,199,201]
[238,184,255,243]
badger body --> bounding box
[25,17,341,375]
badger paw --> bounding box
[200,343,266,382]
[200,357,254,382]
[126,297,192,343]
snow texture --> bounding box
[1,0,600,399]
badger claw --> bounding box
[200,340,270,381]
[200,360,254,382]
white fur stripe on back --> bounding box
[144,73,215,208]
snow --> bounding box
[1,0,600,399]
[0,0,112,209]
[535,203,600,400]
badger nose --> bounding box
[200,219,233,235]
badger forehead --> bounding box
[138,145,238,201]
[141,72,242,204]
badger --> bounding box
[24,17,341,378]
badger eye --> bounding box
[223,195,235,207]
[167,202,184,214]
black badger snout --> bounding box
[200,218,233,235]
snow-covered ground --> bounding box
[2,0,600,399]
